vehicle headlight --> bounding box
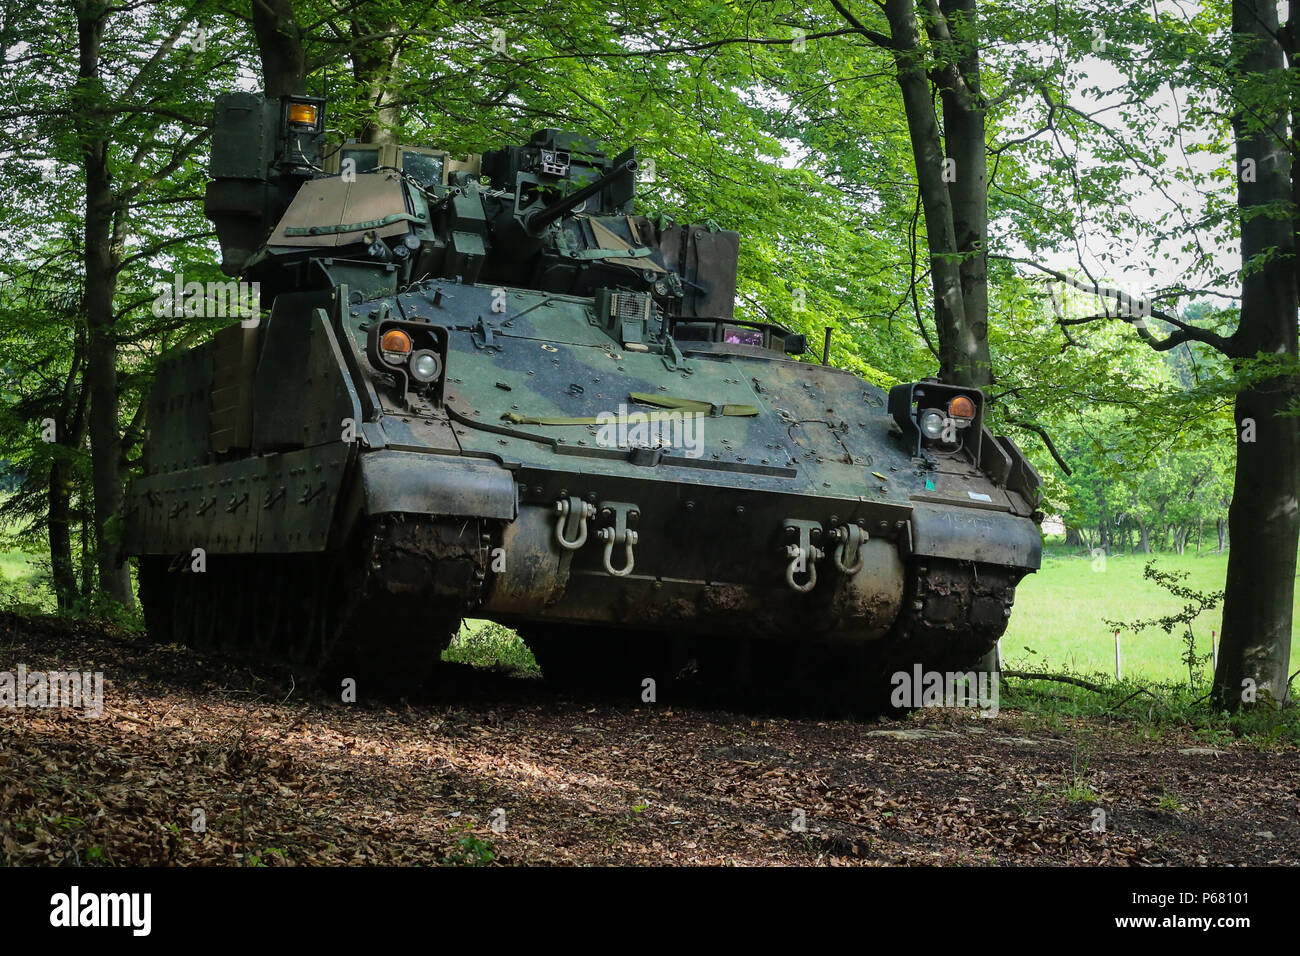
[919,409,946,439]
[409,349,442,383]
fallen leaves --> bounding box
[1,612,1297,866]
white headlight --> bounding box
[919,409,946,439]
[409,350,442,383]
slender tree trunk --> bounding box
[934,0,990,388]
[79,480,93,597]
[76,0,132,607]
[47,458,76,609]
[1213,0,1300,709]
[47,336,86,610]
[883,0,971,385]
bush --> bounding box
[442,621,538,674]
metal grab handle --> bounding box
[554,498,593,550]
[785,543,820,593]
[599,528,637,576]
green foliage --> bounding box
[1060,748,1099,803]
[442,621,538,673]
[1157,786,1183,812]
[441,834,497,866]
[63,588,147,634]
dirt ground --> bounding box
[1,613,1297,866]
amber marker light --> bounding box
[287,102,319,126]
[380,329,413,364]
[948,395,976,422]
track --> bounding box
[137,515,483,693]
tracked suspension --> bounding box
[137,515,488,693]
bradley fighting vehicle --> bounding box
[124,91,1043,708]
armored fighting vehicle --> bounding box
[124,91,1043,709]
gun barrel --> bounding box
[522,159,638,235]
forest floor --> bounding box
[2,612,1297,867]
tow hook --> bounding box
[596,501,639,576]
[783,519,824,593]
[829,524,867,575]
[554,496,595,550]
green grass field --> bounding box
[0,549,39,581]
[1002,546,1300,684]
[0,546,57,614]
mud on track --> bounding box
[1,613,1297,866]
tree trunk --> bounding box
[934,0,990,388]
[1212,0,1300,709]
[47,333,87,610]
[47,458,76,609]
[79,479,94,597]
[252,0,306,97]
[883,0,975,386]
[76,0,133,607]
[1216,382,1299,706]
[352,14,402,144]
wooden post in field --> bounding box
[1114,629,1122,680]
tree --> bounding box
[1,0,247,605]
[989,0,1297,707]
[1212,0,1298,707]
[828,0,993,388]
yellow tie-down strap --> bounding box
[503,392,760,425]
